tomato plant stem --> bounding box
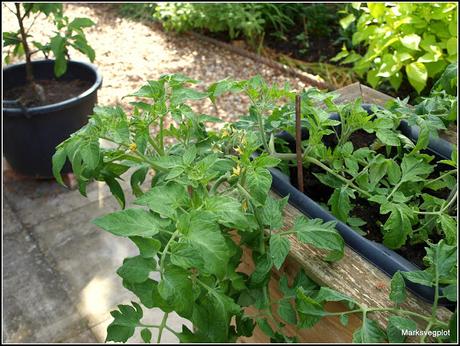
[157,312,169,343]
[160,232,178,277]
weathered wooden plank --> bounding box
[332,82,363,105]
[360,83,394,106]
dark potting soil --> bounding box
[4,79,92,108]
[288,130,450,269]
[323,129,377,149]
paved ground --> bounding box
[3,165,192,343]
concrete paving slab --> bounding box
[3,226,95,343]
[59,328,99,343]
[3,168,188,343]
[29,194,138,326]
[3,171,132,228]
[3,198,22,236]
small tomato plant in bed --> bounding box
[219,76,456,342]
[52,74,345,343]
[231,76,457,256]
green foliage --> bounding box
[432,62,458,96]
[53,74,344,342]
[53,73,456,343]
[228,75,456,343]
[333,3,457,94]
[231,76,457,251]
[153,3,332,52]
[3,3,95,77]
[154,3,274,50]
[118,3,157,21]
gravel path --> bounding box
[3,3,310,126]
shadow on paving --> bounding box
[3,169,191,342]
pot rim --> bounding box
[3,59,103,116]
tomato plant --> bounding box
[231,76,457,250]
[52,74,344,342]
[53,74,456,343]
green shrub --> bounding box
[333,3,457,94]
[153,3,293,50]
[153,3,347,53]
[118,3,156,20]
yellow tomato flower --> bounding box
[129,143,137,152]
[221,129,230,137]
[234,146,243,155]
[232,164,241,177]
[242,199,248,211]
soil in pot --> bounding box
[4,79,93,107]
[286,130,451,269]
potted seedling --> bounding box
[3,3,102,178]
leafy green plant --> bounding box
[118,3,157,21]
[154,3,262,50]
[53,73,457,342]
[52,74,345,342]
[153,3,300,52]
[333,2,457,94]
[3,3,96,102]
[229,76,457,251]
[432,62,458,96]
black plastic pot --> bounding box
[267,104,454,305]
[3,59,102,178]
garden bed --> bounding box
[259,83,456,306]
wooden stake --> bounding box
[295,95,304,193]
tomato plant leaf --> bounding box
[106,302,143,342]
[352,315,387,343]
[293,217,344,262]
[93,208,169,237]
[278,299,297,324]
[134,182,189,219]
[129,236,161,258]
[140,328,152,343]
[389,271,406,304]
[158,265,195,317]
[246,167,272,205]
[52,146,67,186]
[260,196,288,230]
[116,255,156,283]
[386,316,417,343]
[328,187,352,222]
[382,203,413,249]
[269,233,290,270]
[186,211,232,278]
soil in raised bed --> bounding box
[288,130,451,269]
[5,79,93,108]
